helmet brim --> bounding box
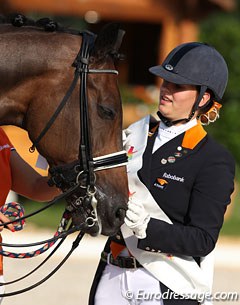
[149,65,202,86]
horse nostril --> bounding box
[115,208,126,222]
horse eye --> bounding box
[97,104,116,120]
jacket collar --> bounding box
[181,120,207,150]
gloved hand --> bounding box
[124,200,150,239]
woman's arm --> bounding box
[10,151,61,202]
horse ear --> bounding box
[93,23,125,58]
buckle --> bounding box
[101,251,141,269]
[117,257,124,268]
[118,256,138,269]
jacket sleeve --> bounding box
[137,149,235,257]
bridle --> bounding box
[30,30,128,230]
[0,25,128,298]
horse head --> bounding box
[67,23,129,236]
[0,17,128,236]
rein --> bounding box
[0,186,85,297]
[0,183,80,228]
[0,233,66,286]
[0,201,87,297]
[0,231,85,297]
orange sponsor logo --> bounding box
[157,178,168,186]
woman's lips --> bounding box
[160,95,172,104]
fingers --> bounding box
[127,204,143,216]
[124,217,134,228]
[125,200,145,225]
[0,213,15,232]
[127,200,144,212]
[126,209,140,223]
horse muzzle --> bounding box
[65,185,127,236]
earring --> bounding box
[199,102,222,125]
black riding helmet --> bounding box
[149,42,228,126]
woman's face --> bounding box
[159,80,198,123]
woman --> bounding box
[0,127,60,300]
[89,42,235,305]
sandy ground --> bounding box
[1,228,240,305]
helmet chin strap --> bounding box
[157,85,207,127]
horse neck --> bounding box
[0,27,81,129]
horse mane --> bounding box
[0,13,82,35]
[0,13,124,60]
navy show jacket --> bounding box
[89,119,235,305]
[137,121,235,258]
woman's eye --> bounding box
[97,104,116,120]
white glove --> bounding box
[124,200,150,239]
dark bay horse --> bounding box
[0,15,128,236]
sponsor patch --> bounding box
[163,172,184,183]
[153,178,168,190]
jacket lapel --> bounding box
[144,120,207,171]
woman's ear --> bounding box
[199,91,211,108]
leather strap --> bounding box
[101,251,142,269]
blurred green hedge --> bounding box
[200,3,240,175]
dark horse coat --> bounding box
[89,117,235,305]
